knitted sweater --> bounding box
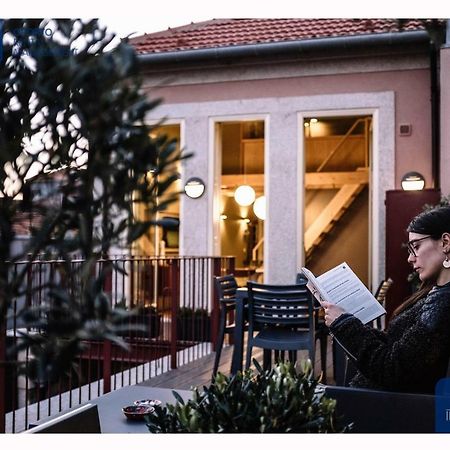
[329,282,450,394]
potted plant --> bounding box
[176,307,211,342]
[145,360,350,433]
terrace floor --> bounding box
[138,336,336,391]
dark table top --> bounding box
[30,385,192,434]
[91,385,192,433]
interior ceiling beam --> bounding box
[221,168,369,190]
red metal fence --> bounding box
[0,255,235,433]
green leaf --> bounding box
[172,390,185,405]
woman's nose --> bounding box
[407,252,415,264]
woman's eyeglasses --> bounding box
[407,236,431,257]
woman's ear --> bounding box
[442,232,450,252]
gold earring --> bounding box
[443,254,450,269]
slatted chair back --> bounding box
[372,277,393,330]
[247,281,314,332]
[374,277,393,305]
[215,274,238,303]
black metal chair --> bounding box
[373,277,393,329]
[213,274,245,376]
[245,281,315,370]
[323,385,435,433]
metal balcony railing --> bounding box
[0,254,235,433]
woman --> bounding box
[322,206,450,394]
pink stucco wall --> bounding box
[440,48,450,196]
[150,68,432,190]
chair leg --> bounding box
[274,350,281,363]
[309,343,315,373]
[288,350,297,364]
[245,344,253,370]
[212,309,227,376]
[319,334,328,383]
[263,349,271,371]
[245,340,253,370]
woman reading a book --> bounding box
[322,206,450,393]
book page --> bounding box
[316,262,386,324]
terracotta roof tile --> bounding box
[129,19,437,54]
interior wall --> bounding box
[220,195,257,267]
[304,189,338,230]
[221,123,241,174]
[306,187,369,287]
[305,135,366,171]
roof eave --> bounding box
[137,30,431,66]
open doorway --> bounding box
[133,124,181,257]
[303,115,371,286]
[218,120,265,285]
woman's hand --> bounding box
[321,301,346,327]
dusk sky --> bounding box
[6,1,444,40]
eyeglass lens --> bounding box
[407,236,430,256]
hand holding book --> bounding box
[301,262,386,325]
[321,301,346,327]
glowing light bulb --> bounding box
[234,185,255,206]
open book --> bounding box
[301,262,386,325]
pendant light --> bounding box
[253,195,266,220]
[234,184,256,206]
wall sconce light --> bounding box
[401,172,425,191]
[184,177,205,199]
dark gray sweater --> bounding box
[329,282,450,394]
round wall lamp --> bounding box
[184,177,206,199]
[401,172,425,191]
[234,185,256,206]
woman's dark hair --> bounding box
[407,205,450,236]
[393,205,450,317]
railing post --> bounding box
[102,259,113,394]
[0,256,11,434]
[169,258,179,369]
[0,317,5,433]
[210,258,224,352]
